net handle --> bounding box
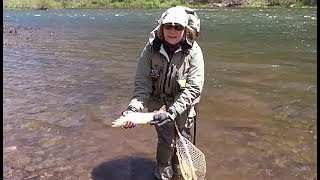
[174,122,198,180]
[174,122,182,138]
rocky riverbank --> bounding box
[3,24,36,47]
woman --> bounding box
[122,6,204,180]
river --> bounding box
[3,8,317,180]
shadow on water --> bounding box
[91,156,157,180]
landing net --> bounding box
[175,123,206,180]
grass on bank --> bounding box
[3,0,317,9]
[4,0,194,9]
[243,0,316,7]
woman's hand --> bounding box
[121,121,136,129]
[150,112,173,126]
[120,109,136,129]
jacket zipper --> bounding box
[167,64,174,88]
[162,60,170,94]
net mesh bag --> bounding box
[175,123,206,180]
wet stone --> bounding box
[3,24,34,47]
[19,170,32,179]
[40,159,59,169]
[4,146,17,153]
[275,158,287,167]
[4,153,32,170]
[73,165,85,176]
[35,151,45,156]
[31,157,44,164]
[8,171,27,180]
[78,173,93,180]
[25,174,39,179]
[64,176,76,180]
[54,165,72,172]
[26,106,48,114]
[40,172,54,179]
[18,155,32,167]
[25,165,37,172]
[29,164,45,171]
[79,174,91,180]
[3,124,14,133]
[38,137,62,148]
[53,157,65,165]
[3,165,15,178]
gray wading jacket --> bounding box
[128,37,204,120]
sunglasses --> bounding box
[163,24,185,31]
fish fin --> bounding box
[158,105,166,113]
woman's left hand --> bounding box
[150,112,172,126]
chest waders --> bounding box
[149,46,199,143]
[148,45,199,180]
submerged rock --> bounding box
[26,106,48,114]
[3,124,14,133]
[54,166,72,172]
[25,174,39,179]
[3,165,15,178]
[37,137,62,148]
[25,166,37,172]
[3,24,36,47]
[4,146,17,153]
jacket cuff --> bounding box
[167,107,178,120]
[127,105,139,112]
[128,98,144,112]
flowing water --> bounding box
[3,8,317,180]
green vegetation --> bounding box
[3,0,317,9]
[3,0,191,9]
[242,0,317,7]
